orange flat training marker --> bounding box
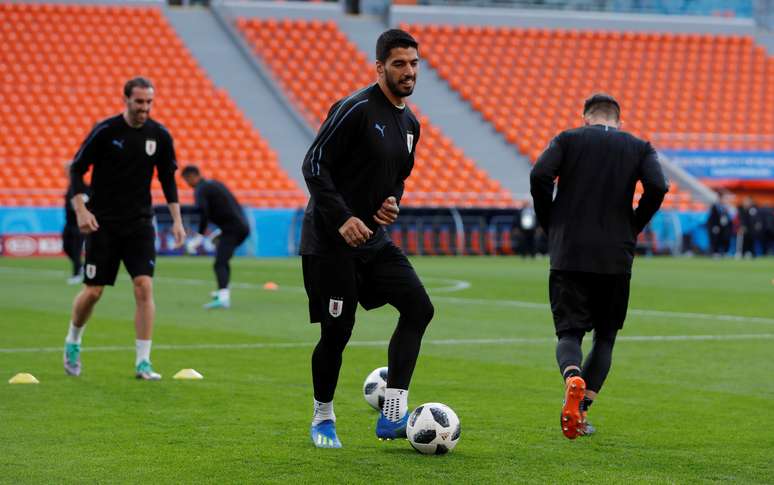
[561,376,586,440]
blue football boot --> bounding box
[310,419,342,448]
[376,412,408,440]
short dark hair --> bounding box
[376,29,418,63]
[123,77,154,98]
[583,93,621,120]
[181,165,200,177]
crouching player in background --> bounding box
[181,165,250,309]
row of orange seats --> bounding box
[0,4,305,208]
[403,23,747,210]
[417,23,757,44]
[237,17,517,208]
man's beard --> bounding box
[130,109,148,125]
[386,74,414,99]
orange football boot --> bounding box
[561,376,586,439]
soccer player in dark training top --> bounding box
[181,165,250,309]
[301,29,434,448]
[530,94,668,439]
[64,77,186,380]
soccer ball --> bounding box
[362,366,388,410]
[407,402,461,455]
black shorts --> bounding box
[549,270,631,335]
[83,220,156,286]
[302,242,424,324]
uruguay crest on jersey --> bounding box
[329,298,344,318]
[145,139,157,156]
[407,131,414,154]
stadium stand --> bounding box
[0,3,306,208]
[403,23,774,210]
[237,18,518,208]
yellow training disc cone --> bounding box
[9,373,39,384]
[173,369,203,380]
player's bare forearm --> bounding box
[70,193,87,213]
[168,202,183,225]
[168,202,186,247]
[71,194,99,233]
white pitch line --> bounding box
[424,296,774,325]
[1,334,772,354]
[0,266,471,294]
[0,266,772,325]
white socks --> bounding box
[65,321,85,344]
[383,388,408,422]
[217,288,230,304]
[135,339,152,366]
[312,399,335,426]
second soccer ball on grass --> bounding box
[363,366,388,410]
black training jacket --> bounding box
[70,114,178,223]
[194,179,248,235]
[300,84,420,256]
[530,125,668,274]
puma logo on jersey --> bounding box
[112,139,124,149]
[374,123,386,138]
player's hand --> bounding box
[171,221,186,249]
[339,216,373,247]
[373,196,399,225]
[76,208,99,234]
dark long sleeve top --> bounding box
[300,84,419,256]
[69,114,178,223]
[530,125,669,274]
[193,179,249,235]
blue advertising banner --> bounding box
[155,207,301,257]
[664,151,774,180]
[0,207,64,234]
[0,207,302,257]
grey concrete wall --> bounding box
[391,4,757,34]
[755,31,774,53]
[164,6,313,191]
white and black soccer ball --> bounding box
[407,402,461,455]
[362,366,388,410]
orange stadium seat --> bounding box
[398,23,774,210]
[237,18,517,208]
[0,3,304,207]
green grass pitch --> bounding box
[1,256,772,483]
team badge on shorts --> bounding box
[407,131,414,154]
[86,264,96,279]
[328,298,344,318]
[145,139,157,156]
